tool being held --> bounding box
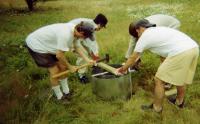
[92,71,109,77]
[52,63,93,78]
[52,54,110,78]
[96,53,110,63]
[94,54,118,75]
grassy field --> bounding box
[0,0,200,124]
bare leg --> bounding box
[176,85,185,104]
[153,77,165,111]
[48,65,60,86]
[48,64,64,100]
[56,61,68,80]
[56,62,70,94]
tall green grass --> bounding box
[0,0,200,124]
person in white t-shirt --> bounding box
[69,13,108,83]
[116,19,199,112]
[25,22,96,101]
[127,14,181,89]
[125,14,180,59]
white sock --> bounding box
[52,85,63,100]
[153,104,162,112]
[60,78,69,94]
[78,73,84,78]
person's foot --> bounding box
[141,104,162,113]
[79,75,89,84]
[59,96,70,105]
[167,95,185,108]
[63,91,73,100]
[55,91,73,105]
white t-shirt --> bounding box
[69,18,99,55]
[134,27,198,57]
[125,14,181,58]
[145,14,180,29]
[26,23,76,54]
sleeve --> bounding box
[134,34,148,53]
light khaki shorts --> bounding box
[155,47,199,86]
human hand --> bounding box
[90,53,100,61]
[132,58,141,70]
[87,59,97,66]
[115,67,127,76]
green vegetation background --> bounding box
[0,0,200,124]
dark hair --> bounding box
[75,22,95,40]
[93,13,108,27]
[129,19,156,39]
[129,22,138,39]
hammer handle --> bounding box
[52,63,92,78]
[97,62,117,75]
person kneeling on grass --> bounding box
[116,19,199,113]
[25,22,95,101]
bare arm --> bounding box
[75,47,93,63]
[122,52,141,71]
[56,50,72,68]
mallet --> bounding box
[96,53,110,63]
[93,54,118,76]
[52,54,110,78]
[52,63,93,78]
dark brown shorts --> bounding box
[26,45,58,68]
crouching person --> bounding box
[117,19,199,113]
[25,22,95,101]
[69,13,108,83]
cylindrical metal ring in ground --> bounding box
[91,64,133,100]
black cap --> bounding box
[129,19,156,38]
[76,21,95,41]
[94,13,108,27]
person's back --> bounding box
[26,23,75,54]
[145,14,180,29]
[126,14,181,58]
[135,27,198,57]
[69,18,97,28]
